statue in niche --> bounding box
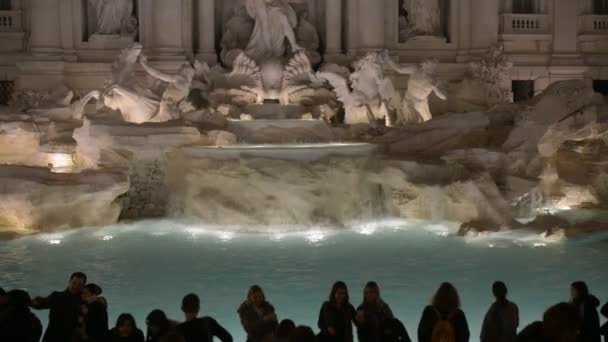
[102,44,196,123]
[295,8,321,66]
[244,0,303,62]
[399,0,444,42]
[382,51,446,123]
[89,0,137,36]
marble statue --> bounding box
[220,5,255,67]
[139,55,195,121]
[244,0,303,62]
[102,44,195,124]
[90,0,137,36]
[382,51,446,123]
[317,53,397,127]
[399,0,443,41]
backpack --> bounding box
[431,307,456,342]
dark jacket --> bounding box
[237,301,277,339]
[318,301,356,342]
[0,306,43,342]
[82,297,109,342]
[417,305,470,342]
[177,317,233,342]
[355,300,394,342]
[575,295,601,342]
[379,318,412,342]
[481,300,519,342]
[33,289,83,342]
[105,328,145,342]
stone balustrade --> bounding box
[0,10,21,32]
[501,13,550,34]
[579,15,608,34]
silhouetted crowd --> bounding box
[1,272,607,342]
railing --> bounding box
[501,13,550,34]
[579,15,608,34]
[0,10,22,32]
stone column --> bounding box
[325,0,343,57]
[551,0,582,66]
[150,0,186,59]
[197,0,217,64]
[456,0,472,62]
[27,0,62,56]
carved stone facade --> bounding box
[0,0,607,95]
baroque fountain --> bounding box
[1,2,608,341]
[0,0,608,240]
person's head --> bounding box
[492,281,508,302]
[363,281,380,305]
[432,282,461,313]
[247,285,266,307]
[7,289,32,309]
[278,319,296,340]
[181,293,200,318]
[146,309,170,338]
[82,283,102,302]
[543,302,580,342]
[68,272,87,295]
[289,325,316,342]
[115,313,138,337]
[570,281,589,303]
[329,281,349,306]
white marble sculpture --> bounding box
[317,53,396,127]
[383,51,446,123]
[102,44,196,123]
[90,0,137,36]
[26,90,101,121]
[244,0,303,62]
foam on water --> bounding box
[1,219,607,341]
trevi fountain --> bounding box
[0,0,607,340]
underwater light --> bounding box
[49,239,62,245]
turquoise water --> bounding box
[1,219,607,341]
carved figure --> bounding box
[383,51,446,123]
[317,53,396,127]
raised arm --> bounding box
[382,51,417,75]
[432,85,447,100]
[139,55,176,84]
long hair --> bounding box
[432,282,461,313]
[116,313,138,330]
[247,285,266,304]
[362,281,382,305]
[146,309,170,341]
[328,281,350,305]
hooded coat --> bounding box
[574,295,601,342]
[355,300,394,342]
[318,301,356,342]
[480,300,519,342]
